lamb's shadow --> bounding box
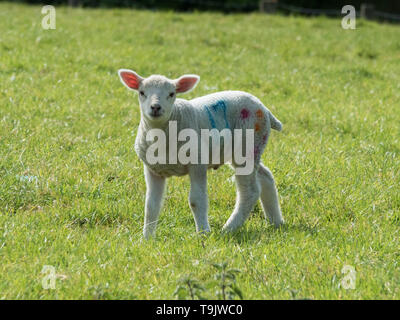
[221,223,320,245]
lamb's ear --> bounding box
[118,69,143,91]
[174,75,200,94]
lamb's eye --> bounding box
[139,91,145,97]
[169,92,175,98]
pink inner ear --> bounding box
[176,77,198,93]
[120,72,140,89]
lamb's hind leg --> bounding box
[258,163,284,227]
[222,170,260,232]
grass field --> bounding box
[0,2,399,299]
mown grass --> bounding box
[0,2,399,299]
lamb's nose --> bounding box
[151,104,161,112]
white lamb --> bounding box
[118,69,284,239]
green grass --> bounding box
[0,2,399,299]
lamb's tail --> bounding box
[268,111,283,131]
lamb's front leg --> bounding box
[143,166,166,239]
[188,165,210,233]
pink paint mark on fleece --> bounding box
[240,108,250,119]
[262,133,268,144]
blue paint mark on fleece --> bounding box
[204,100,230,129]
[205,106,216,129]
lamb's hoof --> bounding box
[222,224,238,233]
[273,219,285,228]
[143,230,156,240]
[197,227,211,235]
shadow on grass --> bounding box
[221,222,320,245]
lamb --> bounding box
[118,69,284,239]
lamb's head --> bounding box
[118,69,200,124]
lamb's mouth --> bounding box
[150,112,162,118]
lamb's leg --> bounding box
[258,163,284,227]
[188,165,210,233]
[143,165,166,239]
[223,170,260,232]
